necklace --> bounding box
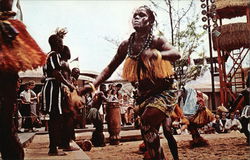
[127,31,153,60]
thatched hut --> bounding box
[215,0,250,19]
[212,23,250,51]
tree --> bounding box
[150,0,207,88]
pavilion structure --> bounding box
[212,0,250,109]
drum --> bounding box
[106,101,121,145]
[79,140,92,151]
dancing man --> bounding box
[81,6,181,159]
[0,0,46,159]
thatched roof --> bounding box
[215,0,249,19]
[212,23,250,51]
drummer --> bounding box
[87,84,109,147]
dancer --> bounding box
[0,0,46,159]
[81,5,181,159]
[179,87,215,148]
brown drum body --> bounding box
[79,140,92,151]
[106,101,121,145]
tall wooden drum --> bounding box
[106,101,121,145]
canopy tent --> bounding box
[185,70,220,92]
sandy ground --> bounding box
[85,132,250,160]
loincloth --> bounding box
[137,89,178,117]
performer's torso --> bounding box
[43,51,62,78]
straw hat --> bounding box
[217,105,229,113]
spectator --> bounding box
[19,83,36,132]
[29,81,37,115]
[28,80,40,129]
[108,86,118,102]
[225,113,242,132]
[115,83,122,94]
[119,93,127,126]
[220,112,229,133]
[234,110,241,120]
[124,94,133,125]
[212,114,223,133]
[217,105,229,117]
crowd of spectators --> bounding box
[14,80,42,133]
[171,109,243,135]
[14,80,245,136]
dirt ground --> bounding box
[85,132,250,160]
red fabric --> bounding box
[0,20,46,72]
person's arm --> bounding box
[20,92,28,104]
[30,90,37,101]
[225,119,231,130]
[49,52,75,91]
[81,41,128,95]
[141,36,181,63]
[100,91,109,103]
[157,37,181,62]
[236,119,242,130]
[93,41,128,88]
[52,70,75,90]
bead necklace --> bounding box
[127,30,153,60]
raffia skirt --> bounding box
[0,19,46,72]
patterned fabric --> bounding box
[42,79,62,114]
[41,51,63,114]
[138,89,178,117]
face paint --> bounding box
[132,8,151,30]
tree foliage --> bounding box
[150,0,208,88]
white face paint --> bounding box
[132,8,150,30]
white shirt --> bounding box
[225,118,242,130]
[20,90,32,103]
